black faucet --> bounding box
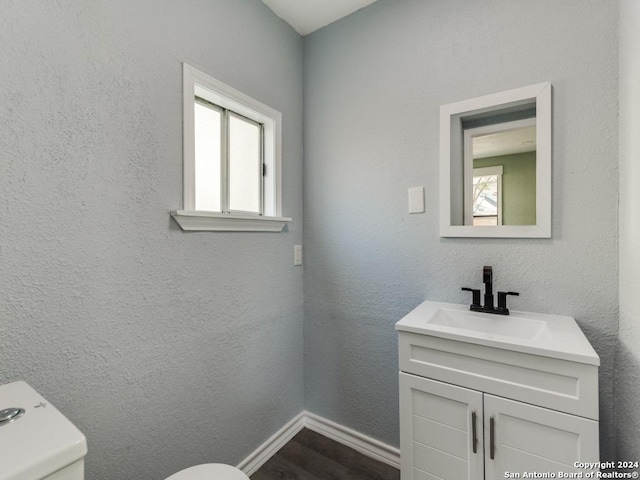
[461,266,519,315]
[483,266,494,309]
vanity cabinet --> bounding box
[400,372,598,480]
[396,301,600,480]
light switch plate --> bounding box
[408,187,425,214]
[294,245,302,266]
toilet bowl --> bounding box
[166,464,249,480]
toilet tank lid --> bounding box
[0,381,87,480]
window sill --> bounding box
[171,210,291,232]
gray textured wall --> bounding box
[617,0,640,465]
[303,0,619,460]
[0,1,304,479]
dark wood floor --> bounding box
[250,428,400,480]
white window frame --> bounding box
[171,64,291,232]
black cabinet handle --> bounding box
[490,416,495,460]
[471,411,478,454]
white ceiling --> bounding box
[473,126,537,159]
[262,0,380,36]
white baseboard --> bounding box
[237,411,400,476]
[303,411,401,469]
[236,411,306,476]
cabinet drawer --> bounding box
[398,331,598,420]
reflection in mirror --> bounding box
[440,82,551,238]
[465,117,536,226]
[472,165,503,226]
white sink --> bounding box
[396,301,599,365]
[427,307,549,340]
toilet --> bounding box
[0,381,248,480]
[0,381,87,480]
[166,464,249,480]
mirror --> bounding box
[439,82,551,238]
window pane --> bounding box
[194,101,221,211]
[473,174,498,219]
[229,114,261,213]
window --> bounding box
[472,166,503,226]
[171,64,291,232]
[194,99,262,214]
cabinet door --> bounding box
[483,394,599,479]
[400,373,484,480]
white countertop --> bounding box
[396,300,600,366]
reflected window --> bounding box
[472,168,502,226]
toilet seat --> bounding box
[165,463,249,480]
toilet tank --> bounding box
[0,381,87,480]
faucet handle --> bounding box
[497,291,519,314]
[461,287,481,309]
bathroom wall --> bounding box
[303,0,618,459]
[617,0,640,464]
[0,1,303,479]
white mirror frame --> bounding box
[439,82,552,238]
